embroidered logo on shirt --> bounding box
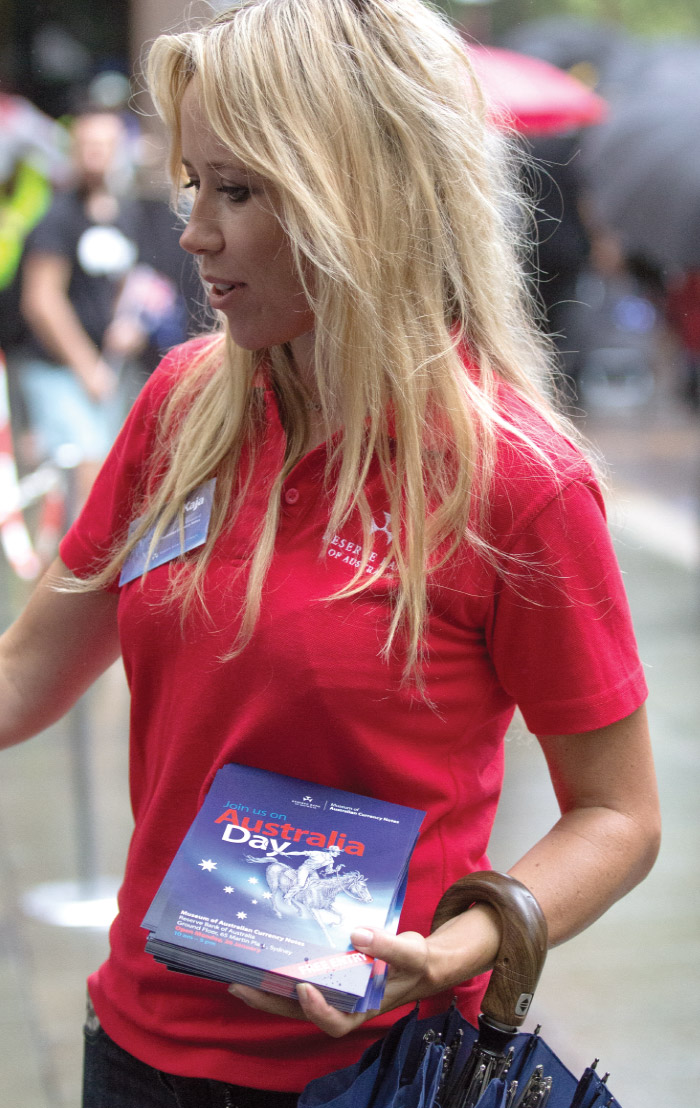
[370,512,393,543]
[325,514,395,575]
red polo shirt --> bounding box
[60,341,647,1091]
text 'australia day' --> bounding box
[214,808,365,858]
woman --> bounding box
[0,2,659,1105]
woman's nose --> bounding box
[179,203,223,256]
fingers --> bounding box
[227,919,496,1041]
[296,984,373,1038]
[227,981,371,1038]
[350,927,428,973]
[227,930,431,1039]
[227,983,305,1021]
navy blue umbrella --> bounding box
[299,873,623,1108]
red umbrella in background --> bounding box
[466,44,607,135]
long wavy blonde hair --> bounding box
[82,0,572,678]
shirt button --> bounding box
[284,487,300,505]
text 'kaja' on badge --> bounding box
[119,478,216,587]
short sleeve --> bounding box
[486,473,647,735]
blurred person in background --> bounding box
[0,88,69,452]
[85,69,205,388]
[14,107,148,507]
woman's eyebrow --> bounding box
[181,157,256,178]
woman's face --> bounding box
[178,81,315,369]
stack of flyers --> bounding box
[142,763,425,1013]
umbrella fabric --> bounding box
[498,16,643,94]
[632,38,700,95]
[298,1008,623,1108]
[581,86,700,270]
[393,1040,445,1108]
[577,37,700,270]
[299,1007,475,1108]
[466,1078,508,1108]
[297,1008,416,1107]
[496,23,700,269]
[298,1007,472,1108]
[465,46,607,136]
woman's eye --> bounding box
[217,185,251,204]
[179,178,251,204]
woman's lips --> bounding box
[206,281,247,308]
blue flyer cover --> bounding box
[143,763,425,1011]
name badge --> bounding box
[119,478,216,587]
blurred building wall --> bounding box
[130,0,211,64]
[129,0,211,128]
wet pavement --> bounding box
[1,370,698,1108]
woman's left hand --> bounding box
[227,904,500,1038]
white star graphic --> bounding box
[237,911,247,919]
[248,877,258,885]
[262,892,272,899]
[223,886,234,894]
[199,859,217,871]
[251,899,258,905]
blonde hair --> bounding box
[84,0,571,678]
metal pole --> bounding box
[22,449,120,928]
[62,453,100,895]
[68,693,101,896]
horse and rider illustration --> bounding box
[245,846,372,946]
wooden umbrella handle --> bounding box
[430,870,548,1030]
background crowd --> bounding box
[0,76,203,518]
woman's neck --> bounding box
[286,331,333,451]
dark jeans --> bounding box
[82,1011,300,1108]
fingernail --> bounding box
[352,928,374,947]
[228,985,242,996]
